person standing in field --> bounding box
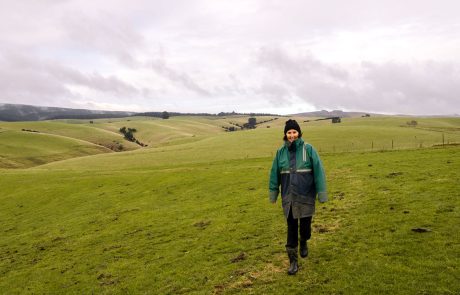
[269,119,328,275]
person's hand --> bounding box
[318,192,328,203]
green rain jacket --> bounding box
[269,138,328,219]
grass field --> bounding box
[0,130,110,169]
[0,116,459,294]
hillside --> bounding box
[0,115,282,168]
[29,116,460,171]
[0,116,459,294]
[0,103,280,122]
[0,129,110,168]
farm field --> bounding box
[0,116,459,294]
[0,129,111,169]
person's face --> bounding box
[286,129,299,143]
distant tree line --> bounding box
[49,113,135,120]
[0,103,281,121]
[217,111,279,117]
[0,104,136,121]
[304,117,341,124]
[137,111,280,119]
[138,111,170,119]
[21,128,40,133]
[222,126,239,132]
[222,117,279,132]
[137,111,209,118]
[255,117,278,125]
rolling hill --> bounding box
[0,115,459,294]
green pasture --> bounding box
[0,121,139,153]
[0,130,109,169]
[0,116,459,294]
[30,116,460,172]
[2,116,459,170]
[90,116,225,147]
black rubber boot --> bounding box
[286,247,298,275]
[300,241,308,258]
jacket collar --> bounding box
[284,138,304,148]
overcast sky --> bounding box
[1,0,459,115]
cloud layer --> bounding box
[1,0,459,115]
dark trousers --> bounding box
[286,209,312,248]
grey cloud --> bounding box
[211,74,248,96]
[61,10,214,97]
[359,61,460,114]
[1,0,459,114]
[0,54,72,106]
[149,59,211,97]
[0,51,143,106]
[257,46,349,81]
[255,46,460,115]
[255,83,293,107]
[255,46,351,106]
[258,0,460,31]
[61,12,144,67]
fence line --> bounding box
[317,133,458,153]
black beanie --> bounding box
[284,119,302,135]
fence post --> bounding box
[372,141,374,150]
[442,133,445,146]
[392,139,394,149]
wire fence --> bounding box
[315,133,459,154]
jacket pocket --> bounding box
[292,194,314,205]
[298,198,315,216]
[292,196,315,217]
[296,172,314,196]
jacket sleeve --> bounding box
[308,145,328,203]
[268,151,280,203]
